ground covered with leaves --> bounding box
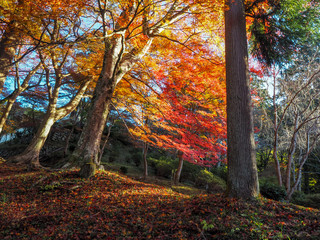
[0,162,319,240]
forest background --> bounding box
[0,0,320,206]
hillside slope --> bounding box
[0,162,319,239]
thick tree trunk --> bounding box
[71,36,123,178]
[173,151,184,185]
[73,84,113,176]
[225,0,259,199]
[8,110,56,168]
[8,80,90,168]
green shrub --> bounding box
[207,175,227,193]
[211,165,228,182]
[155,161,174,178]
[291,191,306,201]
[120,166,128,174]
[195,169,215,188]
[147,156,175,178]
[259,179,287,201]
[147,157,159,168]
[292,193,320,209]
[195,169,226,193]
[180,162,202,183]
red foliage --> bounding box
[115,39,227,166]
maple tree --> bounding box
[7,1,96,168]
[112,28,227,181]
[72,0,226,178]
[0,0,48,95]
[0,0,91,135]
[0,30,47,134]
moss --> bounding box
[195,169,226,193]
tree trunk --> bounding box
[97,119,113,165]
[173,151,184,185]
[0,97,18,134]
[143,141,148,179]
[71,36,123,178]
[225,0,259,199]
[75,91,112,178]
[8,110,56,168]
[8,80,90,168]
[273,73,283,186]
[285,117,299,194]
[0,22,19,95]
[0,63,40,134]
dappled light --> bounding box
[1,0,320,238]
[0,163,319,239]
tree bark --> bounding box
[225,0,259,199]
[73,36,123,178]
[173,151,184,185]
[0,22,20,95]
[8,80,90,168]
[9,112,56,168]
[272,72,283,186]
[285,115,299,194]
[0,63,41,134]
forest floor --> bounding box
[0,161,319,240]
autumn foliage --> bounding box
[115,35,227,166]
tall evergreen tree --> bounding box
[225,0,259,199]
